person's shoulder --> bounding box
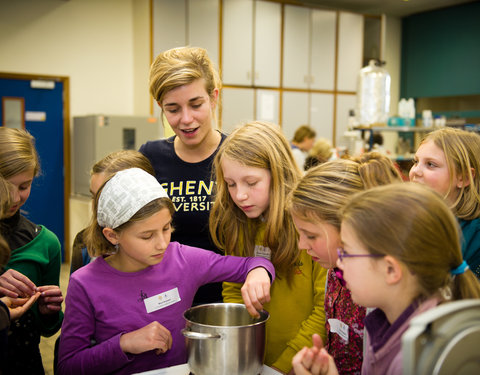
[140,137,174,150]
[37,226,61,245]
[459,217,480,233]
[70,257,102,281]
[139,137,175,160]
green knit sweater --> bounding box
[6,225,64,336]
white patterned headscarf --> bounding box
[97,168,169,229]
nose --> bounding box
[155,234,168,251]
[409,163,421,179]
[180,107,194,124]
[235,187,248,202]
[297,234,308,250]
[11,187,21,204]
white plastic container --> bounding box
[356,60,391,127]
[422,110,433,128]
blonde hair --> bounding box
[91,150,154,178]
[308,138,332,163]
[149,46,221,105]
[0,127,40,179]
[292,125,316,143]
[0,177,12,266]
[341,183,480,301]
[86,179,174,257]
[351,151,403,189]
[289,159,364,228]
[0,177,12,218]
[289,155,403,227]
[421,128,480,219]
[210,121,301,281]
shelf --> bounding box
[368,126,433,132]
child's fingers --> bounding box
[312,333,324,349]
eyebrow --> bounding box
[163,96,204,107]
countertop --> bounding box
[134,363,283,375]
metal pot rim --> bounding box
[183,302,269,328]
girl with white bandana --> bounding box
[57,168,275,375]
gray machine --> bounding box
[402,299,480,375]
[73,114,162,196]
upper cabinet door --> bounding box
[254,1,281,87]
[337,12,363,92]
[152,0,186,58]
[310,9,336,90]
[188,0,219,67]
[283,5,310,89]
[222,0,254,85]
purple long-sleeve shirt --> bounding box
[58,241,274,375]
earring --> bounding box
[115,243,119,252]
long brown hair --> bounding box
[341,183,480,301]
[0,177,12,266]
[210,121,301,281]
[0,127,40,178]
[420,128,480,219]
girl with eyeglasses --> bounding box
[287,156,403,375]
[292,183,480,375]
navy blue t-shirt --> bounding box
[139,133,226,304]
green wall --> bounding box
[401,1,480,98]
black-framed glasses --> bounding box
[337,247,384,262]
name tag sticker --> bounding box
[254,245,271,260]
[144,287,181,313]
[328,318,349,343]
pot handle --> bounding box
[181,328,221,340]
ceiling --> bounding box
[295,0,477,17]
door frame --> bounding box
[0,72,71,263]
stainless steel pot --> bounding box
[182,303,269,375]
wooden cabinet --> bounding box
[283,5,336,90]
[222,0,281,87]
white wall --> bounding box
[383,15,402,116]
[0,0,151,259]
[0,0,151,117]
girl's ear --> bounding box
[102,227,119,246]
[211,88,219,109]
[382,255,403,285]
[456,168,475,188]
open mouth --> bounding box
[181,127,199,135]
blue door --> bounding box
[0,75,67,260]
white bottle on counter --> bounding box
[422,110,433,128]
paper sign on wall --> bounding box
[25,111,47,122]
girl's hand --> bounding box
[241,267,271,318]
[36,285,63,314]
[1,292,41,320]
[292,337,338,375]
[0,269,37,298]
[120,321,172,355]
